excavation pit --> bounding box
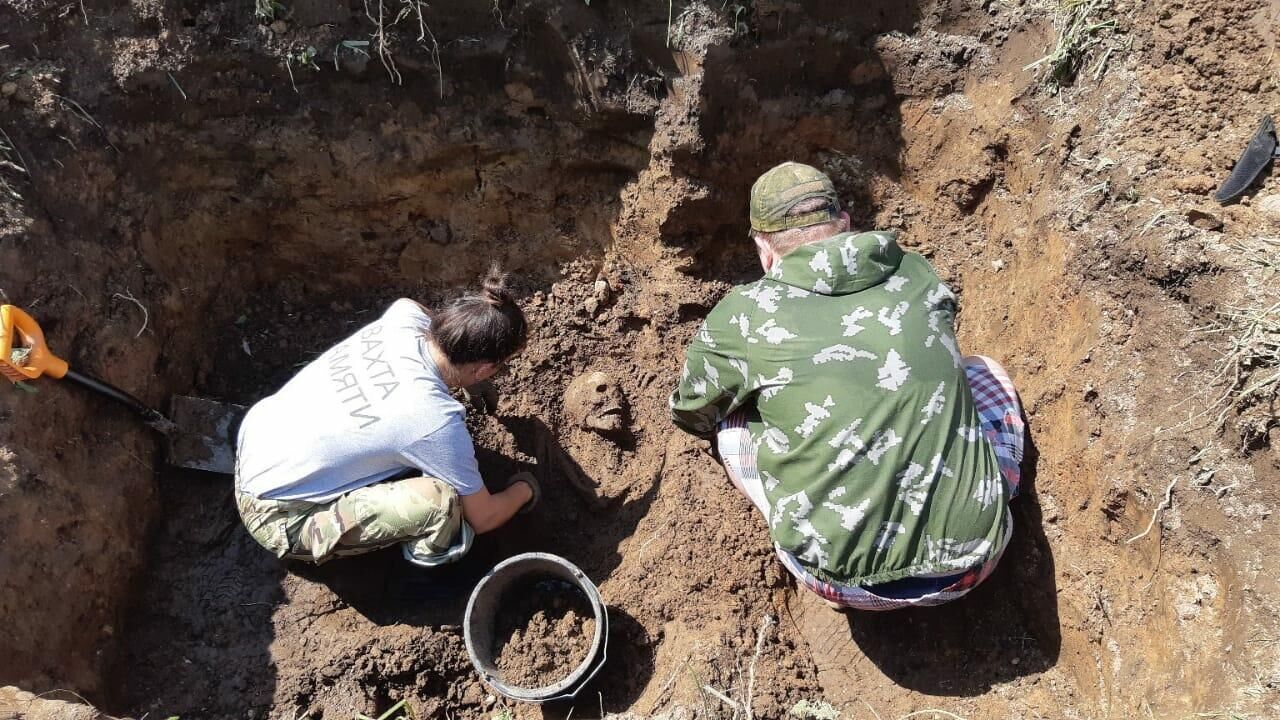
[2,0,1277,719]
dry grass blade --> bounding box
[0,127,28,200]
[1024,0,1118,93]
[896,711,971,720]
[1207,286,1280,436]
[1183,238,1280,446]
[255,0,284,20]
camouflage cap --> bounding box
[749,162,841,233]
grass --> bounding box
[356,699,411,720]
[0,127,27,200]
[284,45,318,93]
[255,0,284,20]
[333,39,371,70]
[1024,0,1118,93]
[722,0,754,39]
[667,1,755,50]
[790,699,841,719]
[1212,299,1280,431]
[1199,239,1280,440]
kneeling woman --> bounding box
[234,270,538,564]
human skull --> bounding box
[565,370,628,433]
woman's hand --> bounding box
[460,474,536,533]
[510,470,540,513]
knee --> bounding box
[402,476,462,527]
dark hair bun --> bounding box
[429,265,527,365]
[481,266,513,307]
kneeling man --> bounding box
[670,163,1025,610]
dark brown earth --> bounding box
[493,580,597,690]
[2,0,1279,719]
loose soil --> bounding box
[493,579,598,690]
[2,0,1279,719]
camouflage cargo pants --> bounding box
[235,475,462,564]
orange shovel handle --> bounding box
[0,305,70,382]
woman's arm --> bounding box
[460,475,534,533]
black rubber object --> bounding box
[1215,114,1278,204]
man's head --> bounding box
[749,162,850,271]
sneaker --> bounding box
[402,522,475,567]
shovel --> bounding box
[0,304,245,474]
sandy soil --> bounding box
[493,580,597,690]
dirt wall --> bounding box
[1,0,1278,718]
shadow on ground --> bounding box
[117,471,284,717]
[788,426,1061,698]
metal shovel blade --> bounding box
[166,395,246,474]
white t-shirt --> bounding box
[235,299,485,503]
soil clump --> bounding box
[492,579,598,689]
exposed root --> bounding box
[365,0,402,85]
[745,613,775,720]
[398,0,444,98]
[52,94,120,153]
[1124,475,1179,545]
[112,289,150,338]
[360,0,444,91]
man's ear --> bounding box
[753,235,776,272]
[837,210,851,232]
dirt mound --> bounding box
[1,0,1279,718]
[493,580,597,689]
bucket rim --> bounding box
[463,552,608,702]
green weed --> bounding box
[356,699,411,720]
[283,45,318,92]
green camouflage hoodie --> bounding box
[669,231,1008,586]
